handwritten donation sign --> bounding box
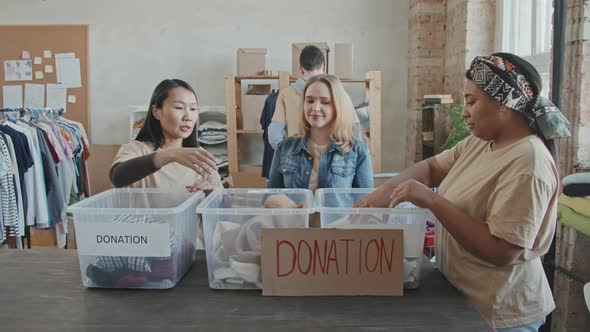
[261,228,404,296]
[75,222,171,257]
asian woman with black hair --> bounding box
[110,79,221,193]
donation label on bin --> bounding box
[76,222,171,257]
[261,228,404,296]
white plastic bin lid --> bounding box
[314,188,431,215]
[196,188,314,215]
[67,188,205,215]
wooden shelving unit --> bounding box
[418,97,453,161]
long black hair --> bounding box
[466,52,557,158]
[135,79,199,149]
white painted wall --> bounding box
[0,0,409,171]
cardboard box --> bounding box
[242,84,270,130]
[334,43,353,78]
[88,144,121,195]
[239,164,263,175]
[292,42,330,77]
[232,171,267,188]
[239,133,264,165]
[245,84,271,95]
[261,228,404,296]
[237,48,266,76]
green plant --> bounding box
[425,104,471,150]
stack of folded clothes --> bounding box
[558,172,590,236]
[198,121,227,145]
[214,154,228,168]
[209,195,306,288]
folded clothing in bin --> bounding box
[85,215,191,288]
[210,217,269,287]
[209,195,303,288]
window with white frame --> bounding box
[495,0,553,98]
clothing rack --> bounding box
[0,107,65,116]
[0,108,90,249]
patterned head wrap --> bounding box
[466,55,571,140]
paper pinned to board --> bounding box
[55,52,75,59]
[4,60,33,81]
[21,51,31,59]
[2,85,23,108]
[34,57,42,65]
[67,95,76,104]
[55,53,81,88]
[59,58,81,87]
[35,71,44,79]
[24,83,45,108]
[54,53,75,83]
[46,83,66,111]
[44,50,52,58]
[45,65,53,73]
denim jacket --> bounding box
[267,136,373,189]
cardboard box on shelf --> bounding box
[237,48,266,76]
[245,84,271,95]
[291,42,329,77]
[238,133,264,165]
[242,84,270,130]
[334,43,353,78]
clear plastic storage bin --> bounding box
[68,188,205,289]
[196,189,314,289]
[315,188,433,289]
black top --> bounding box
[0,250,493,331]
[260,90,280,179]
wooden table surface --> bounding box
[0,249,494,331]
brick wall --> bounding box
[406,0,447,166]
[443,0,468,103]
[560,0,590,174]
[406,0,496,165]
[552,1,590,331]
[553,224,590,331]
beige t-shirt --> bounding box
[434,135,558,328]
[272,85,360,137]
[272,86,303,137]
[307,140,330,192]
[112,140,223,190]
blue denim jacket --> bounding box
[267,136,374,189]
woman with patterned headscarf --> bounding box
[355,53,570,331]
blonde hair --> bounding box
[298,74,355,152]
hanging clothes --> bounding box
[260,90,279,179]
[0,108,90,248]
[0,132,19,241]
[3,134,25,238]
[3,122,39,227]
[0,125,34,230]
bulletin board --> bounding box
[0,25,89,136]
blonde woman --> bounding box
[267,74,373,190]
